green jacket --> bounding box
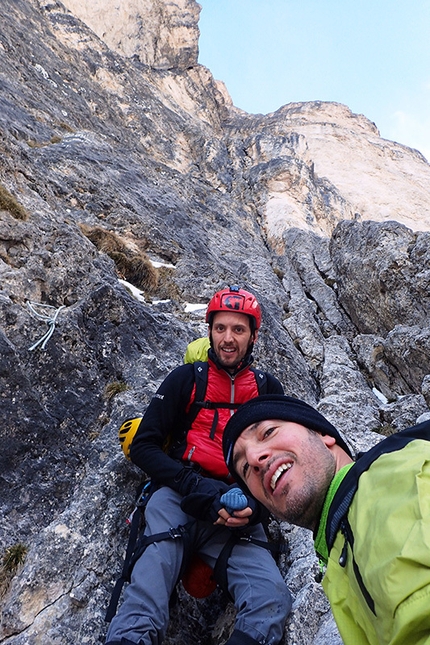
[314,421,430,645]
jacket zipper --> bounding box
[209,374,236,440]
[339,518,376,615]
[230,375,235,412]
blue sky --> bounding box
[198,0,430,161]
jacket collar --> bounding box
[314,463,354,564]
[208,347,254,375]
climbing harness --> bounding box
[105,481,196,622]
[105,484,285,623]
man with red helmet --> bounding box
[106,286,292,645]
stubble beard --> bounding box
[215,344,245,371]
[270,435,337,531]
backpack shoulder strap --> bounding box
[193,361,209,402]
[250,368,268,395]
[185,365,268,438]
[183,361,209,430]
[326,419,430,551]
[190,364,268,410]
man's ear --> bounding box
[253,329,259,343]
[320,433,336,448]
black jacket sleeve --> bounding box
[129,364,196,488]
[129,363,284,491]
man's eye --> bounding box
[263,427,275,439]
[242,462,249,478]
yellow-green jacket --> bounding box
[314,421,430,645]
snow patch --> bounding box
[119,279,145,302]
[150,260,176,269]
[372,387,388,404]
[184,303,207,313]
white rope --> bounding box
[27,301,66,351]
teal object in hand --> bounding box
[220,488,248,514]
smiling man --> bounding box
[226,403,351,529]
[223,394,430,645]
[234,418,341,528]
[106,287,291,645]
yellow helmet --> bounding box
[118,417,142,459]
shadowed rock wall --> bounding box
[0,1,429,644]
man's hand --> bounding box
[215,505,253,527]
[180,477,229,523]
[180,480,267,526]
[214,487,251,526]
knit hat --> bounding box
[223,394,352,479]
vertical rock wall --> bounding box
[0,1,429,644]
[58,0,201,68]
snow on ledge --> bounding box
[150,260,176,269]
[372,387,388,404]
[118,281,207,316]
[184,303,207,313]
[118,279,145,302]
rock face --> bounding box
[59,0,201,69]
[0,1,429,644]
[226,102,430,242]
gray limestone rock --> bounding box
[0,1,429,644]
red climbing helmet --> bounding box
[206,285,262,331]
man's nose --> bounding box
[223,327,234,342]
[248,447,270,471]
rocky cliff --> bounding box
[0,1,429,644]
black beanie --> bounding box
[223,394,352,479]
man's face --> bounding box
[232,420,336,530]
[210,311,256,370]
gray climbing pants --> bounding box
[105,487,291,645]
